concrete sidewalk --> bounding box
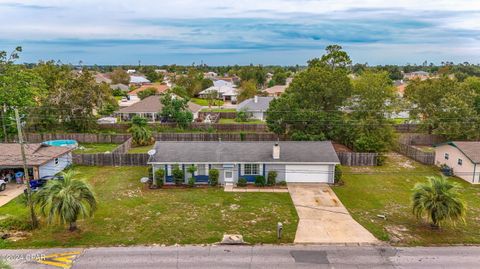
[288,183,378,244]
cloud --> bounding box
[0,0,479,65]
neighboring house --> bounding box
[204,72,218,79]
[198,85,238,103]
[0,143,73,179]
[393,80,406,97]
[404,71,430,81]
[236,96,274,121]
[435,141,480,184]
[95,73,112,84]
[213,79,235,88]
[110,83,130,92]
[115,95,202,122]
[126,69,136,74]
[264,85,287,97]
[147,141,340,184]
[128,83,170,99]
[130,75,151,86]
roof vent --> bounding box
[273,142,280,159]
[254,95,258,103]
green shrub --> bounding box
[255,176,266,187]
[148,166,153,180]
[277,180,287,186]
[237,178,247,187]
[154,168,165,187]
[267,171,277,186]
[334,165,343,184]
[377,154,386,166]
[172,165,184,186]
[209,169,219,186]
[240,132,246,141]
[188,177,195,187]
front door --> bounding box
[224,169,234,183]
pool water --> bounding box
[43,140,78,148]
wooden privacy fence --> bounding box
[336,152,378,166]
[24,133,131,144]
[398,133,445,146]
[97,122,270,133]
[111,137,133,154]
[73,153,149,166]
[396,143,435,165]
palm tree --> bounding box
[412,176,466,229]
[128,115,154,146]
[34,171,97,231]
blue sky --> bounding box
[0,0,479,65]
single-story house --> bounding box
[198,85,238,102]
[129,75,151,86]
[0,143,73,179]
[147,141,340,185]
[115,95,202,122]
[236,96,274,121]
[264,85,287,97]
[95,73,112,84]
[128,83,170,100]
[435,141,480,183]
[404,71,430,81]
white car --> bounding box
[0,179,6,191]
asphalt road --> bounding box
[2,245,480,269]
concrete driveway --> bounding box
[0,183,25,207]
[288,183,378,244]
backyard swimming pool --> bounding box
[43,140,78,148]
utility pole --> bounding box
[14,108,38,229]
[2,104,7,142]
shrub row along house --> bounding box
[147,141,340,184]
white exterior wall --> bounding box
[39,153,73,178]
[435,145,478,183]
[250,111,265,121]
[285,164,332,183]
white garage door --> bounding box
[285,164,330,183]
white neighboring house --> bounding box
[435,141,480,184]
[198,85,238,103]
[0,143,73,179]
[126,69,136,74]
[204,72,218,79]
[236,96,274,121]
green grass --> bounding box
[128,145,153,154]
[73,143,119,154]
[218,118,265,124]
[200,108,236,112]
[191,98,224,106]
[332,153,480,246]
[0,166,298,248]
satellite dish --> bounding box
[140,177,150,183]
[147,149,157,156]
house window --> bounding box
[196,164,208,175]
[444,153,449,160]
[166,165,172,176]
[458,159,463,166]
[244,164,260,175]
[54,158,59,166]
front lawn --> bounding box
[191,98,224,107]
[0,166,298,248]
[73,143,119,154]
[128,145,153,153]
[332,153,480,246]
[219,118,265,124]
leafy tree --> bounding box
[236,108,251,122]
[266,61,352,141]
[160,93,193,128]
[237,65,267,86]
[137,87,157,100]
[175,68,207,97]
[344,71,397,153]
[308,44,352,70]
[205,89,219,108]
[34,171,97,231]
[412,177,466,229]
[404,78,454,133]
[111,68,130,85]
[271,71,288,85]
[143,67,164,82]
[237,80,257,103]
[154,168,165,188]
[128,115,154,146]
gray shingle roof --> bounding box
[449,141,480,163]
[148,141,340,164]
[237,97,274,112]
